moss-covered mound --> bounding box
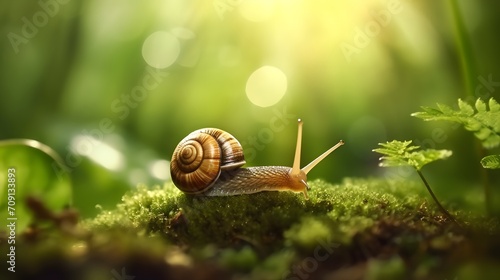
[2,178,500,280]
[90,178,453,247]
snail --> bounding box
[169,119,344,199]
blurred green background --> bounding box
[1,0,499,218]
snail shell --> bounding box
[170,128,246,194]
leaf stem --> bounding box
[416,169,463,229]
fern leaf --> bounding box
[458,99,474,116]
[409,107,436,118]
[474,127,491,140]
[476,98,487,112]
[412,98,500,149]
[437,103,457,116]
[373,140,452,171]
[408,149,453,171]
[490,98,500,112]
[481,155,500,169]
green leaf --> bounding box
[411,106,459,123]
[373,140,452,171]
[0,139,72,233]
[490,98,500,112]
[407,149,452,171]
[458,98,474,116]
[412,98,500,149]
[475,98,487,112]
[481,155,500,169]
[436,103,456,116]
[474,128,491,140]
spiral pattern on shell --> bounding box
[170,128,246,194]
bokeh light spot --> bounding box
[149,159,170,180]
[142,31,180,69]
[70,136,124,171]
[246,66,288,107]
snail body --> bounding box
[170,120,344,199]
[200,166,303,196]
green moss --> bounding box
[251,249,295,280]
[7,177,500,279]
[81,177,500,279]
[284,216,334,250]
[218,246,259,271]
[86,177,456,250]
[366,256,407,280]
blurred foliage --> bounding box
[1,0,500,217]
[481,155,500,169]
[0,139,71,232]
